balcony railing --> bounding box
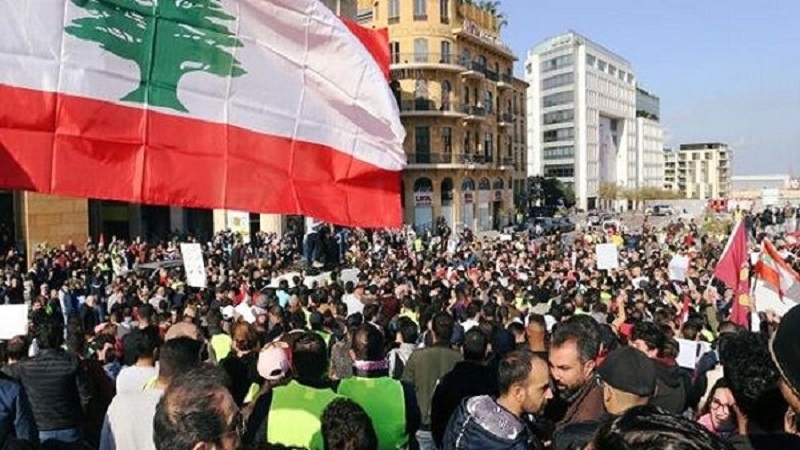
[400,99,462,114]
[501,157,515,166]
[459,104,487,116]
[498,112,513,123]
[407,152,455,164]
[392,53,458,65]
[501,73,513,84]
[485,70,499,82]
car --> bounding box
[552,217,576,233]
[647,204,675,216]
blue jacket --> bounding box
[442,396,540,450]
[0,374,38,446]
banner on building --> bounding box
[414,192,433,206]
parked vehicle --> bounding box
[646,204,676,216]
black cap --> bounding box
[598,346,656,397]
[771,305,800,396]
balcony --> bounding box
[400,99,467,118]
[497,73,513,90]
[485,69,499,82]
[407,152,456,165]
[500,157,515,167]
[460,58,487,79]
[497,112,513,127]
[459,104,487,121]
[391,53,465,72]
[405,152,504,169]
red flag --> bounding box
[342,20,390,81]
[0,0,406,228]
[712,219,751,327]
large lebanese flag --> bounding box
[753,239,800,316]
[712,219,751,327]
[0,0,406,228]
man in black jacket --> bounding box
[430,328,497,449]
[630,322,689,415]
[8,320,92,446]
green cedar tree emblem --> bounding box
[66,0,247,112]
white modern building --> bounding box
[525,31,638,210]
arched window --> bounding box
[476,55,487,70]
[461,178,475,191]
[415,79,429,110]
[414,177,433,192]
[493,178,504,190]
[478,178,491,190]
[441,178,454,202]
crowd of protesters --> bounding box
[0,206,799,450]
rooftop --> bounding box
[528,30,631,67]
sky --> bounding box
[499,0,800,176]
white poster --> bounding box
[676,338,712,369]
[227,210,251,243]
[596,243,619,270]
[180,243,207,288]
[668,255,690,282]
[0,305,28,340]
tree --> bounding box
[598,182,620,209]
[66,0,247,112]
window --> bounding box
[388,0,399,23]
[542,127,574,143]
[540,54,573,72]
[483,90,493,113]
[464,130,471,152]
[389,41,400,64]
[484,133,493,158]
[414,0,427,20]
[460,49,470,67]
[463,87,470,105]
[608,64,617,77]
[415,127,431,154]
[440,41,451,64]
[414,38,428,63]
[543,164,574,177]
[618,70,626,81]
[586,54,596,67]
[441,80,451,110]
[475,55,487,70]
[541,72,574,90]
[597,60,607,71]
[442,127,452,152]
[542,109,574,125]
[440,0,449,23]
[543,146,575,160]
[414,79,429,110]
[542,91,573,108]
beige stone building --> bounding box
[358,0,526,231]
[663,143,732,199]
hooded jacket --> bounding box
[651,357,690,414]
[442,396,540,450]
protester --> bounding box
[100,335,204,450]
[430,328,498,449]
[152,366,240,450]
[442,350,552,450]
[321,398,378,450]
[402,312,462,450]
[337,325,420,450]
[0,372,38,448]
[552,345,656,450]
[7,320,92,447]
[591,405,732,450]
[546,316,604,427]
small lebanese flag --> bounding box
[0,0,406,228]
[753,239,800,316]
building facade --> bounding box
[634,88,664,189]
[358,0,526,231]
[663,143,732,199]
[525,31,637,210]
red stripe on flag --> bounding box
[342,19,390,81]
[0,84,402,228]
